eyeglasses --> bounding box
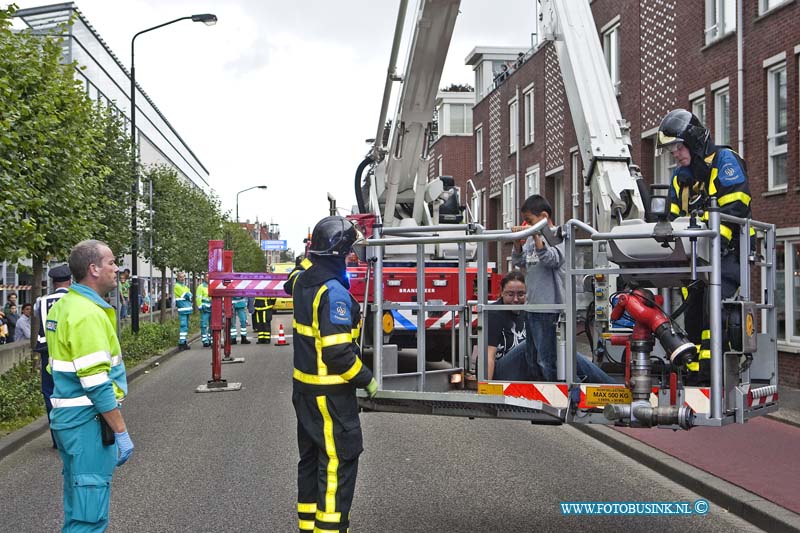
[502,291,526,299]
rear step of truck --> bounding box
[358,390,564,424]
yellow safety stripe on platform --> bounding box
[313,285,328,375]
[293,369,347,385]
[297,502,317,513]
[717,191,751,207]
[298,519,314,531]
[720,223,733,242]
[316,510,341,523]
[321,333,352,348]
[340,359,363,381]
[687,361,700,372]
[316,395,339,515]
[698,349,711,361]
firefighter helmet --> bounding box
[308,216,364,257]
[656,109,710,158]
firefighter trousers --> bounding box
[254,309,273,343]
[292,391,363,533]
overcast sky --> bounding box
[11,0,535,255]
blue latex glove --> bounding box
[115,431,134,466]
[365,378,378,398]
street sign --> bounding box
[261,239,287,251]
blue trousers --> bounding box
[39,350,57,447]
[495,341,615,384]
[178,312,190,345]
[54,417,117,533]
[200,311,211,344]
[230,307,248,337]
[524,312,560,381]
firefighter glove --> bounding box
[115,431,134,466]
[365,378,378,398]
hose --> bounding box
[355,156,372,214]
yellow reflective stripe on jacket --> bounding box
[708,167,718,195]
[340,359,363,381]
[671,203,681,216]
[293,369,347,385]
[698,349,711,361]
[717,191,751,207]
[701,330,710,340]
[79,372,110,388]
[720,223,733,241]
[312,285,328,375]
[321,333,353,348]
[73,350,112,371]
[687,361,700,372]
[298,519,314,531]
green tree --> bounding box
[0,10,108,345]
[224,221,267,273]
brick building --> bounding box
[462,0,800,385]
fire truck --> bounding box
[352,0,779,431]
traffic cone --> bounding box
[276,324,289,346]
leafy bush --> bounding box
[0,313,199,434]
[0,359,45,433]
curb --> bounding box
[0,334,200,463]
[575,423,800,533]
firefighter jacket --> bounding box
[174,282,193,315]
[291,257,373,395]
[45,284,128,430]
[35,287,69,351]
[196,282,211,312]
[284,257,313,297]
[254,297,276,310]
[667,148,752,246]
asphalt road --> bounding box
[0,334,763,532]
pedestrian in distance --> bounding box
[196,273,212,347]
[174,272,193,350]
[288,215,377,533]
[13,302,33,342]
[45,239,133,532]
[3,291,17,315]
[4,302,19,342]
[34,263,73,449]
[657,108,753,385]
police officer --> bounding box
[34,263,72,449]
[174,272,193,350]
[196,273,212,347]
[657,109,752,384]
[290,216,377,533]
[46,240,133,532]
[253,296,275,344]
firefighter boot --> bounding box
[240,335,251,345]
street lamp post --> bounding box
[235,185,268,223]
[129,13,217,333]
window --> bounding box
[714,87,730,146]
[705,0,735,44]
[654,138,677,185]
[571,151,581,220]
[471,188,484,226]
[502,176,515,229]
[475,127,484,173]
[525,165,540,198]
[583,167,592,225]
[437,156,443,178]
[603,23,620,94]
[767,63,787,190]
[775,241,800,342]
[553,174,564,225]
[523,88,535,145]
[447,104,472,134]
[691,97,706,127]
[508,99,518,154]
[760,0,791,15]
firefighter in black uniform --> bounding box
[253,296,275,344]
[34,263,72,448]
[657,109,753,385]
[287,216,377,533]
